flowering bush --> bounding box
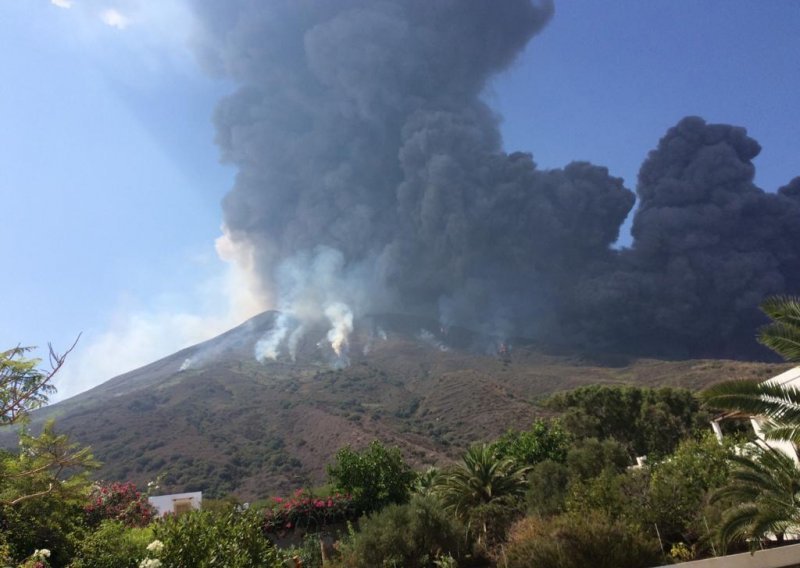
[85,481,157,528]
[263,489,356,534]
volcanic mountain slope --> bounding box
[12,312,787,500]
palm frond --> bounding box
[758,322,800,362]
[757,296,800,361]
[760,296,800,327]
[701,380,800,421]
[713,444,800,545]
[761,423,800,445]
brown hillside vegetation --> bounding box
[5,312,787,500]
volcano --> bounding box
[11,312,786,500]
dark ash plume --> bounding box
[570,117,800,358]
[188,1,800,360]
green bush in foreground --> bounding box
[152,509,281,568]
[503,511,662,568]
[70,520,153,568]
[326,441,416,514]
[332,495,466,568]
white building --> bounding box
[148,491,202,516]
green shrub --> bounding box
[491,419,571,467]
[71,520,153,568]
[326,441,416,514]
[333,495,465,568]
[0,494,87,567]
[565,437,630,480]
[152,509,281,568]
[503,512,662,568]
[525,460,569,516]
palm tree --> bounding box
[701,295,800,547]
[712,444,800,546]
[758,295,800,362]
[434,444,529,545]
[701,295,800,442]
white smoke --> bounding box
[418,329,449,352]
[287,323,306,361]
[255,312,290,362]
[325,302,354,358]
[252,246,368,366]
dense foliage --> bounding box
[545,384,707,458]
[490,418,570,467]
[152,509,281,568]
[326,440,416,514]
[503,512,662,568]
[70,521,153,568]
[332,495,465,568]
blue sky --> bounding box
[2,1,798,399]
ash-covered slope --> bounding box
[15,313,788,500]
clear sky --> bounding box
[2,1,799,400]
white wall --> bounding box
[148,491,202,516]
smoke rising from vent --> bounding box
[188,0,800,360]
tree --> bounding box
[0,340,95,507]
[490,418,570,468]
[1,421,97,507]
[757,295,800,361]
[326,441,415,514]
[701,296,800,443]
[332,495,465,568]
[645,434,734,550]
[0,340,77,425]
[0,341,96,565]
[545,385,705,458]
[434,444,529,547]
[711,444,800,547]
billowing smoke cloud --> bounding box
[187,1,800,360]
[571,118,800,358]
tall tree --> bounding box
[0,340,96,506]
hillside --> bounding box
[6,312,788,500]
